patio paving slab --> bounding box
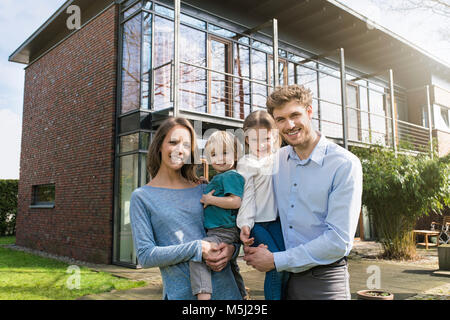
[78,256,449,300]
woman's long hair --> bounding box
[146,117,200,183]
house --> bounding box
[9,0,450,267]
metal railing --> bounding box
[150,60,432,153]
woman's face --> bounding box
[246,127,277,158]
[160,125,192,172]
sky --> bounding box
[0,0,449,179]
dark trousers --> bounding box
[285,258,350,300]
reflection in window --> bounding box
[288,63,295,85]
[208,24,236,38]
[142,12,152,110]
[347,84,361,142]
[359,86,371,143]
[369,90,387,145]
[440,107,449,129]
[119,154,138,263]
[121,14,141,113]
[268,57,287,86]
[32,184,55,205]
[297,65,317,98]
[234,44,250,119]
[120,133,139,153]
[180,25,206,112]
[320,101,343,139]
[154,16,173,111]
[252,50,268,110]
[319,73,341,103]
[209,39,232,117]
[123,2,142,19]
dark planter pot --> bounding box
[356,290,394,300]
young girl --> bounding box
[189,130,247,300]
[236,110,287,300]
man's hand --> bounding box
[200,190,215,208]
[205,242,234,272]
[243,244,275,272]
[240,226,254,246]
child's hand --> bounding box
[200,190,215,208]
[240,226,254,246]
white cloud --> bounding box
[0,109,22,179]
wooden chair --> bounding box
[431,216,450,245]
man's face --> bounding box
[272,100,314,148]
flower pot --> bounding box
[356,290,394,300]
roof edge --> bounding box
[328,0,450,71]
[9,0,75,64]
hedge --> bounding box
[0,180,18,236]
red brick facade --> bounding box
[16,5,119,264]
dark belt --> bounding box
[290,256,347,277]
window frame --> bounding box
[30,184,55,209]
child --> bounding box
[236,110,287,300]
[189,130,247,300]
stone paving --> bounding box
[78,241,449,300]
[3,241,449,300]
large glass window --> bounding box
[142,12,152,110]
[296,65,318,98]
[319,73,342,139]
[252,49,268,111]
[233,43,250,119]
[347,84,361,142]
[209,37,233,117]
[153,16,174,111]
[121,14,142,113]
[118,154,139,264]
[359,85,371,143]
[180,25,206,112]
[369,90,387,145]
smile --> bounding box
[286,129,301,136]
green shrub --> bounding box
[0,180,18,236]
[351,146,449,260]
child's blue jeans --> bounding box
[250,217,288,300]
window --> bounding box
[31,184,55,208]
[121,13,142,113]
[441,107,449,128]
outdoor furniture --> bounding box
[413,230,440,249]
[431,216,450,245]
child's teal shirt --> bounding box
[204,170,245,229]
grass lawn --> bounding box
[0,236,147,300]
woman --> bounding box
[130,117,242,300]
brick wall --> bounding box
[16,5,119,264]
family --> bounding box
[129,84,363,300]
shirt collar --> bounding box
[287,132,328,166]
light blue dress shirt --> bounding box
[272,133,363,273]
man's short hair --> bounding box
[266,84,313,116]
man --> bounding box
[243,84,363,300]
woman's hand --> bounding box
[204,243,235,272]
[240,226,254,246]
[201,240,219,260]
